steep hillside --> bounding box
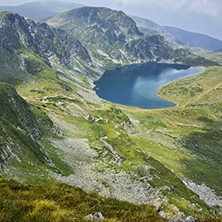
[47,7,143,68]
[0,83,54,183]
[0,11,85,183]
[0,11,37,83]
[130,15,179,48]
[26,19,92,67]
[0,10,94,83]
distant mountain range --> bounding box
[131,16,222,51]
[164,26,222,51]
[0,0,83,21]
[1,1,222,52]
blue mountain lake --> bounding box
[94,63,204,109]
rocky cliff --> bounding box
[0,83,46,171]
[0,11,92,83]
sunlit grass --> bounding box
[0,175,165,222]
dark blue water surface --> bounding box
[94,63,204,109]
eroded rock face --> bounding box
[0,11,93,80]
[0,83,49,170]
[0,83,41,139]
[28,21,92,67]
[0,12,37,50]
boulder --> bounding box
[84,212,105,221]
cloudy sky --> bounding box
[1,0,222,40]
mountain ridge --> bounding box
[164,26,222,51]
[130,15,179,48]
[47,7,217,69]
[1,0,222,52]
[131,15,222,51]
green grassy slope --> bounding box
[0,175,166,222]
[0,82,60,184]
[191,48,222,65]
[153,66,222,195]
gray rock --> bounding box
[84,212,105,221]
[168,215,197,222]
[187,216,196,222]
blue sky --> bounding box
[1,0,222,40]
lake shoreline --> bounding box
[156,66,205,109]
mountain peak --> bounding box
[48,6,143,40]
[47,7,217,67]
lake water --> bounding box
[94,63,204,109]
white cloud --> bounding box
[149,0,189,10]
[116,0,220,17]
[188,0,219,16]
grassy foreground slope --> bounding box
[0,175,165,222]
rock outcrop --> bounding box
[0,83,49,171]
[84,212,105,221]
